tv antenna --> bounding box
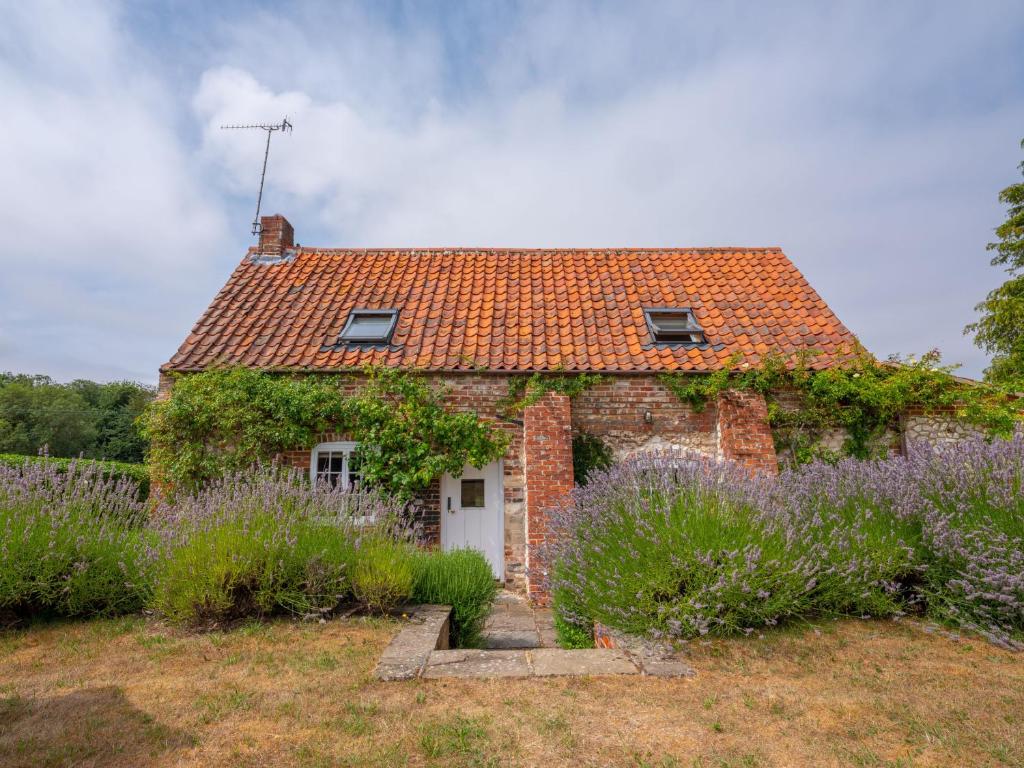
[220,117,293,236]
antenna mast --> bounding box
[220,117,293,236]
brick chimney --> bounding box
[258,214,294,257]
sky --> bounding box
[1,1,1023,385]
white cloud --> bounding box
[0,0,231,382]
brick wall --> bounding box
[156,372,174,401]
[153,370,767,595]
[571,376,718,459]
[276,373,530,590]
[715,389,778,473]
[152,367,1008,599]
[154,370,779,597]
[523,392,574,605]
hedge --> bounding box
[0,454,150,499]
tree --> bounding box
[966,138,1024,386]
[0,377,96,457]
[0,373,153,461]
[71,379,153,462]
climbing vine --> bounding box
[659,349,1023,464]
[141,366,509,498]
[499,372,605,416]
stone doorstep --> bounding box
[482,630,542,650]
[534,608,558,649]
[420,647,693,678]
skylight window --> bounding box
[644,308,706,345]
[340,309,399,344]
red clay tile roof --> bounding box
[163,247,859,373]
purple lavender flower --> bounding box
[547,437,1024,649]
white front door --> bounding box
[441,461,504,580]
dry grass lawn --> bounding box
[0,615,1021,767]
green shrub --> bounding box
[550,455,917,640]
[553,610,593,649]
[0,459,148,619]
[411,549,497,647]
[351,539,415,615]
[571,432,613,486]
[0,453,149,500]
[152,513,357,625]
[148,470,402,626]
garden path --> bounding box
[481,590,557,649]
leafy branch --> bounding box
[499,372,605,415]
[659,348,1022,464]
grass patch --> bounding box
[194,686,253,725]
[554,610,593,649]
[1,614,1022,766]
[420,713,496,766]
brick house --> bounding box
[160,214,871,600]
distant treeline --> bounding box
[0,373,154,463]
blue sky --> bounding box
[2,1,1023,384]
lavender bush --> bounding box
[148,468,407,625]
[0,459,147,618]
[908,438,1024,649]
[772,457,922,618]
[550,437,1024,649]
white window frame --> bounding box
[310,441,360,489]
[310,440,383,527]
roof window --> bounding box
[644,308,705,345]
[340,309,399,344]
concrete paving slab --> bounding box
[534,608,558,648]
[375,661,421,682]
[374,604,451,681]
[423,649,532,678]
[529,648,639,677]
[481,590,542,649]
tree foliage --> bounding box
[140,366,510,499]
[966,138,1024,386]
[0,373,153,462]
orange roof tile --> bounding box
[163,247,859,373]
